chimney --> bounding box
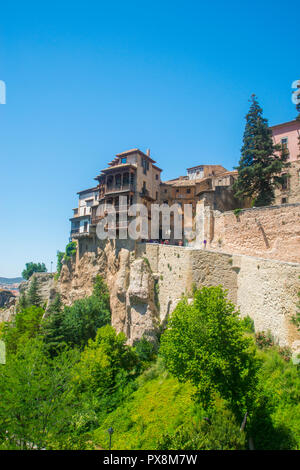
[146,148,150,157]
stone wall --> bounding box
[142,244,300,351]
[208,203,300,263]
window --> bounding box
[156,191,158,200]
[282,173,288,190]
[142,157,148,175]
[164,189,167,193]
[155,174,159,180]
[281,197,287,204]
[187,188,191,194]
[121,157,127,164]
[176,189,179,193]
[281,138,288,148]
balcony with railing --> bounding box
[105,183,135,195]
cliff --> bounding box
[58,241,159,344]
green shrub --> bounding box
[22,262,47,280]
[43,276,111,353]
[160,286,260,419]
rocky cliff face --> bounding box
[0,290,17,322]
[58,241,159,344]
[20,273,56,308]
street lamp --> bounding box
[107,427,114,450]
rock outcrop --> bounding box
[58,242,159,344]
[0,290,17,323]
[20,273,56,310]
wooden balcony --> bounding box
[105,183,135,195]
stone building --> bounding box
[271,119,300,205]
[69,187,99,239]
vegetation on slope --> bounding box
[0,281,299,450]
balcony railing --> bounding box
[105,183,135,194]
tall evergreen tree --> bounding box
[26,276,41,307]
[234,95,290,207]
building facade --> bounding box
[69,187,98,239]
[271,119,300,205]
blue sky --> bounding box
[0,0,299,277]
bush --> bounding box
[255,330,274,349]
[160,286,260,419]
[73,325,140,416]
[22,262,47,280]
[1,305,44,354]
[157,408,246,450]
[43,276,111,353]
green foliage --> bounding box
[43,276,111,353]
[26,276,42,307]
[240,315,255,333]
[233,208,242,218]
[154,279,160,311]
[160,286,260,419]
[73,325,140,417]
[0,339,95,449]
[157,408,246,450]
[54,242,77,279]
[1,276,299,450]
[22,262,47,280]
[291,281,300,331]
[133,336,157,368]
[1,305,44,354]
[93,362,195,450]
[56,251,65,278]
[64,241,77,261]
[234,95,290,207]
[249,348,300,449]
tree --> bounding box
[56,251,65,277]
[43,275,111,353]
[1,305,44,354]
[22,262,47,280]
[233,95,290,207]
[0,339,93,449]
[26,276,41,307]
[160,286,260,419]
[73,325,140,414]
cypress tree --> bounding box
[234,95,290,207]
[27,276,41,307]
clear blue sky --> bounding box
[0,0,298,277]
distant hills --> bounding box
[0,277,24,285]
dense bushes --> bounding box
[43,276,111,354]
[160,286,260,419]
[1,282,299,450]
[22,262,47,280]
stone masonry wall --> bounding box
[208,203,300,263]
[143,244,300,351]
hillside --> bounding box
[0,277,23,285]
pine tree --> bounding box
[27,276,41,307]
[43,294,66,357]
[234,95,290,207]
